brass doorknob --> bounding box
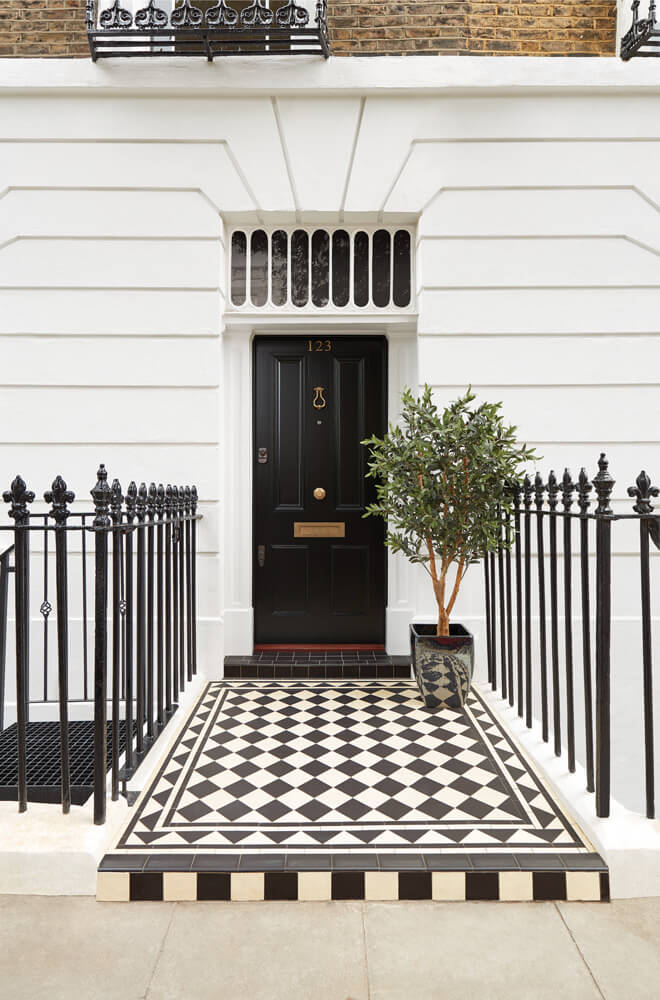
[313,487,326,501]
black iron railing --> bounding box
[0,465,200,824]
[86,0,330,60]
[485,454,659,821]
[621,0,660,58]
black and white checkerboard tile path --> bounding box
[98,681,609,902]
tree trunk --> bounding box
[436,608,450,638]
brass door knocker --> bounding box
[313,386,327,410]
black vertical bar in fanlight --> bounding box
[124,483,137,774]
[561,470,576,773]
[191,486,198,676]
[156,484,165,730]
[0,551,10,732]
[135,483,147,755]
[3,476,34,813]
[504,509,514,707]
[489,550,497,691]
[484,557,493,687]
[535,473,549,743]
[513,483,523,717]
[91,465,112,826]
[184,487,193,684]
[577,469,594,792]
[171,486,180,702]
[165,485,174,711]
[45,476,75,814]
[497,513,507,702]
[628,470,658,820]
[146,483,156,742]
[593,454,614,819]
[547,472,561,758]
[523,475,533,728]
[110,479,123,802]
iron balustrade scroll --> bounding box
[484,454,660,822]
[86,0,330,60]
[0,465,201,825]
[621,0,660,58]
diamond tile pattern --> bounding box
[116,681,588,854]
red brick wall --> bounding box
[328,1,617,57]
[0,1,88,57]
[0,0,617,58]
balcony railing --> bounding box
[621,0,660,58]
[0,465,201,824]
[485,454,660,822]
[86,0,330,60]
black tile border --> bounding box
[100,850,609,876]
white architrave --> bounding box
[221,316,417,660]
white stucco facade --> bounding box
[1,55,659,821]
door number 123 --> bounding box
[307,339,332,353]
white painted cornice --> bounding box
[0,56,659,97]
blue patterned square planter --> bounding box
[410,623,474,709]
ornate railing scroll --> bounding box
[86,0,330,60]
[621,0,660,58]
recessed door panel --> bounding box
[253,335,386,644]
[334,356,365,511]
[270,545,309,615]
[330,545,369,616]
[275,356,304,510]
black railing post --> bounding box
[535,473,549,743]
[165,485,174,712]
[628,470,658,820]
[146,483,156,742]
[110,478,123,802]
[578,468,594,793]
[91,464,112,825]
[489,550,497,691]
[135,483,147,755]
[547,471,561,757]
[523,474,533,727]
[45,476,75,814]
[593,453,615,819]
[177,487,185,691]
[504,503,514,707]
[171,486,181,700]
[184,486,193,684]
[0,549,10,733]
[562,470,576,773]
[191,485,198,676]
[3,476,35,813]
[484,556,493,687]
[513,482,523,717]
[156,484,165,730]
[497,509,507,700]
[124,482,137,773]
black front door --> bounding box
[253,336,387,644]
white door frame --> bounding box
[221,315,418,660]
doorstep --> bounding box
[97,680,609,903]
[223,650,412,680]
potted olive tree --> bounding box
[362,386,536,710]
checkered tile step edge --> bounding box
[97,868,610,902]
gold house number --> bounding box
[307,339,332,352]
